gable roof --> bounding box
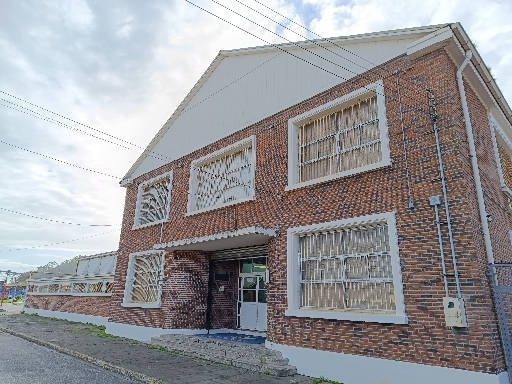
[121,23,512,184]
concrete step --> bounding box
[149,334,297,377]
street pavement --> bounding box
[0,315,311,384]
[0,331,139,384]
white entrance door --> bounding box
[239,274,267,331]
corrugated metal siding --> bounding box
[132,37,419,179]
[77,255,117,275]
[211,245,268,261]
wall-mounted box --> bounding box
[443,297,467,327]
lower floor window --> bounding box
[287,212,406,323]
[299,225,394,312]
[124,251,165,307]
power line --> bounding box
[0,54,281,168]
[0,91,140,148]
[204,0,387,98]
[251,0,376,67]
[0,228,120,253]
[0,140,121,179]
[0,207,119,227]
[234,0,372,72]
[1,101,134,151]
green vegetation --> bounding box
[312,377,343,384]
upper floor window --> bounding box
[490,114,512,198]
[133,171,173,229]
[286,212,406,324]
[187,136,256,215]
[287,80,390,190]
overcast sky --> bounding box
[1,0,511,275]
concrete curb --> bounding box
[0,326,166,384]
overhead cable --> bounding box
[0,228,120,253]
[0,207,119,227]
[251,0,376,66]
[0,140,121,179]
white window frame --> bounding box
[489,113,512,199]
[133,171,173,229]
[285,212,407,324]
[286,80,391,191]
[122,250,166,308]
[186,135,256,216]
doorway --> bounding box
[238,257,267,332]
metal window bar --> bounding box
[299,224,395,312]
[138,177,171,225]
[194,146,253,211]
[129,253,164,304]
[298,95,381,183]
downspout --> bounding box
[456,50,495,265]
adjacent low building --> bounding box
[24,22,512,384]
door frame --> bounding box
[237,272,267,331]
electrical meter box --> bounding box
[443,297,467,327]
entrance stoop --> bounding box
[149,334,297,377]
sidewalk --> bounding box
[0,302,24,315]
[0,314,314,384]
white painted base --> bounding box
[266,341,509,384]
[23,307,108,327]
[105,321,208,342]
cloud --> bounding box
[0,0,510,273]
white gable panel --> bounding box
[131,36,422,180]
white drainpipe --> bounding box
[456,50,495,265]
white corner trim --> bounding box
[285,160,392,191]
[153,226,277,250]
[265,341,509,384]
[122,250,166,308]
[132,171,173,230]
[286,212,407,324]
[187,136,256,215]
[23,307,109,327]
[287,80,391,191]
[406,26,453,60]
[105,321,208,342]
[120,178,133,187]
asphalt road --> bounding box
[0,331,139,384]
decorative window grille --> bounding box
[299,224,395,313]
[136,175,172,226]
[73,283,86,293]
[192,144,254,212]
[125,252,164,306]
[105,282,114,293]
[48,284,60,293]
[298,95,381,183]
[88,282,104,293]
[498,144,512,191]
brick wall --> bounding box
[210,260,239,329]
[110,48,509,374]
[25,295,110,318]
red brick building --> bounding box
[25,23,512,384]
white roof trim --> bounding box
[120,24,451,184]
[153,226,277,251]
